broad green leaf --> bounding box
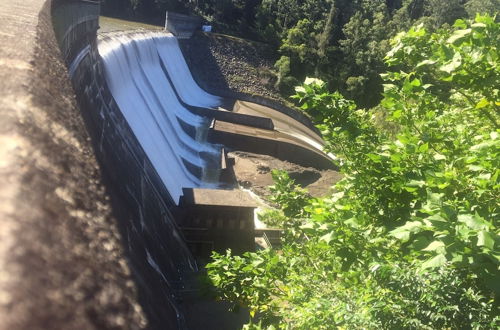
[390,221,423,241]
[471,140,497,151]
[300,222,315,230]
[418,143,429,152]
[412,235,431,250]
[424,214,448,224]
[251,258,264,267]
[457,214,489,230]
[421,254,447,270]
[433,153,446,160]
[440,52,462,73]
[475,98,489,109]
[471,23,486,28]
[320,232,335,244]
[391,153,402,161]
[423,240,445,252]
[453,19,467,29]
[392,110,403,119]
[447,28,471,44]
[477,231,495,249]
[406,180,425,187]
[416,59,437,67]
[367,153,382,162]
[475,13,494,24]
[467,165,484,171]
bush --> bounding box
[207,15,499,329]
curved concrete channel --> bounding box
[0,1,333,329]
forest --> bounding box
[102,0,498,107]
[101,1,499,328]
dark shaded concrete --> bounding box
[165,11,202,39]
[179,189,256,257]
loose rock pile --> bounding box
[179,32,285,103]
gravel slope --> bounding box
[179,32,287,103]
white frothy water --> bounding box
[154,33,221,108]
[99,32,220,203]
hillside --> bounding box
[179,32,288,105]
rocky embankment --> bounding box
[179,32,286,103]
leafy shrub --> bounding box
[207,15,499,329]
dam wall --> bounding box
[0,0,148,329]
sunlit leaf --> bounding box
[457,214,490,230]
[423,241,445,252]
[475,98,489,109]
[440,52,462,73]
[477,231,495,250]
[421,254,447,270]
[447,28,471,44]
[320,232,335,244]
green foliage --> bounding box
[269,170,309,218]
[207,16,500,329]
[257,209,287,228]
[274,56,299,94]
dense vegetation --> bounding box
[206,15,499,328]
[102,0,499,107]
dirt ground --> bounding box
[229,151,342,202]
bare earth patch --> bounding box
[230,151,342,202]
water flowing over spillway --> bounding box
[98,32,221,203]
[154,34,222,108]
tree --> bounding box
[465,0,500,17]
[338,0,391,107]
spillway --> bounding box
[98,32,221,203]
[154,33,222,108]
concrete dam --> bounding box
[0,0,333,329]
